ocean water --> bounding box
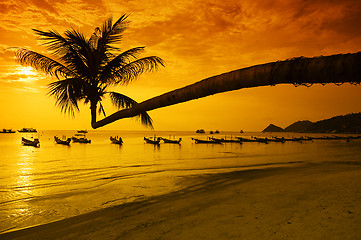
[0,130,361,233]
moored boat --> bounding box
[263,137,285,143]
[77,130,88,133]
[21,137,40,147]
[72,134,91,143]
[298,137,313,141]
[160,137,182,144]
[345,135,361,140]
[192,138,222,144]
[54,136,71,145]
[0,129,16,133]
[253,137,269,143]
[274,137,301,142]
[209,136,241,143]
[144,137,160,145]
[110,136,123,145]
[236,137,260,142]
[18,128,37,133]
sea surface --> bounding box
[0,130,361,233]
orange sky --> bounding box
[1,0,361,131]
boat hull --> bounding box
[144,137,160,145]
[72,137,91,143]
[209,137,241,143]
[110,137,123,145]
[22,137,40,147]
[54,136,71,145]
[0,129,15,133]
[192,138,222,144]
[160,137,182,144]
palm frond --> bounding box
[63,29,93,75]
[98,102,106,117]
[32,29,67,53]
[47,78,85,116]
[89,27,101,50]
[108,91,153,128]
[103,15,129,44]
[109,91,138,108]
[139,111,153,128]
[33,29,89,76]
[114,56,165,85]
[15,48,73,78]
[99,47,145,84]
[98,15,129,53]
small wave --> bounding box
[102,195,145,206]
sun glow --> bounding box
[19,66,36,76]
[8,66,41,83]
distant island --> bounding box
[262,113,361,133]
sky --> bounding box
[0,0,361,131]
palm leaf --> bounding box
[108,91,153,128]
[47,78,85,115]
[98,102,106,117]
[114,56,164,85]
[99,46,146,84]
[63,29,93,76]
[99,15,129,52]
[32,29,68,54]
[89,27,101,50]
[33,29,89,76]
[15,48,73,78]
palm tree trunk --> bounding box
[92,52,361,129]
[90,101,97,127]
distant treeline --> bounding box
[263,113,361,134]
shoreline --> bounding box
[1,161,361,239]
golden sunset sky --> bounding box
[0,0,361,131]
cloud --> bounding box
[2,0,361,91]
[0,0,106,35]
[1,73,37,83]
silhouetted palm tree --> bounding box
[15,15,164,128]
[92,52,361,128]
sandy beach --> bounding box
[1,161,361,240]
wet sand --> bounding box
[1,161,361,240]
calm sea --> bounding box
[0,130,361,233]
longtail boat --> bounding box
[54,136,71,145]
[144,137,160,145]
[160,137,182,144]
[236,137,259,142]
[18,128,37,133]
[110,136,123,145]
[72,134,91,143]
[0,129,15,133]
[22,137,40,147]
[209,136,241,143]
[192,138,222,144]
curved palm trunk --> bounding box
[92,52,361,129]
[90,101,97,126]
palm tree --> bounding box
[15,15,164,129]
[92,52,361,129]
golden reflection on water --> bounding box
[12,145,39,218]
